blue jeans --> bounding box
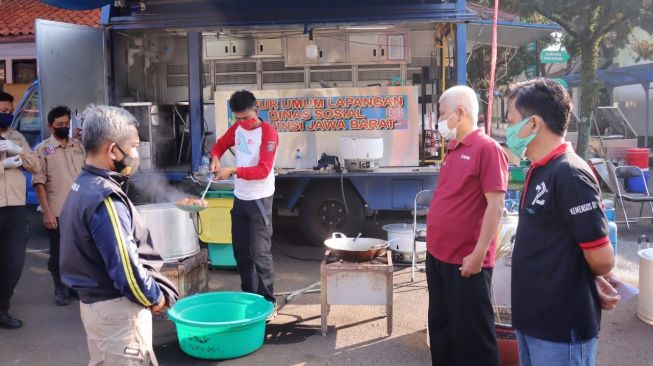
[516,330,598,366]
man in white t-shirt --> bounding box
[210,90,278,304]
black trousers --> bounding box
[231,196,275,303]
[426,253,499,366]
[0,206,27,312]
[47,218,64,287]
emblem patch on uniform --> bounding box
[44,145,56,157]
[266,141,276,152]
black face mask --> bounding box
[0,112,13,129]
[53,127,70,139]
[113,144,140,176]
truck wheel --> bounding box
[298,182,365,246]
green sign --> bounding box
[552,78,569,89]
[524,65,537,80]
[540,50,570,64]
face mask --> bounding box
[113,144,140,176]
[0,112,13,129]
[506,116,537,159]
[239,117,259,130]
[53,127,70,139]
[437,111,458,140]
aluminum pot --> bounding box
[324,233,391,262]
[136,203,200,262]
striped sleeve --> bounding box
[90,196,162,307]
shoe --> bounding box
[0,311,23,329]
[54,286,71,306]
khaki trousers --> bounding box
[80,297,158,366]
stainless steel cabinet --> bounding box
[348,32,409,64]
[256,38,283,57]
[204,37,255,59]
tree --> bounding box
[498,0,653,157]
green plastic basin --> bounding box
[167,292,274,360]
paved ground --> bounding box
[1,204,652,366]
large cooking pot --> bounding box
[136,203,200,262]
[324,233,392,262]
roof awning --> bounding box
[467,20,560,48]
[562,63,653,88]
[41,0,111,10]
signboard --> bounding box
[539,50,570,64]
[524,65,537,80]
[227,95,409,132]
[215,86,419,168]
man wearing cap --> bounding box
[0,91,40,329]
[33,106,85,306]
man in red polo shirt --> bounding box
[427,85,508,366]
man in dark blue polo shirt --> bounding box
[506,79,619,366]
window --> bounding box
[0,60,6,85]
[12,59,37,84]
[15,87,41,147]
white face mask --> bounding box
[437,111,458,140]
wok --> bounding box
[324,233,394,262]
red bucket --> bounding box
[625,148,650,169]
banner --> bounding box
[227,95,409,132]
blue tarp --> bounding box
[562,63,653,88]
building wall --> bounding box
[611,28,652,139]
[0,41,37,101]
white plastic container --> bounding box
[382,223,426,263]
[638,247,653,325]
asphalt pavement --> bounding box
[0,208,652,365]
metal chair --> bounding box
[412,189,433,282]
[607,162,653,229]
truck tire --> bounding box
[298,182,365,246]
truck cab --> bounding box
[11,80,42,205]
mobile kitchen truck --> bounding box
[12,0,556,244]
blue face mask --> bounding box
[0,112,13,129]
[506,116,536,159]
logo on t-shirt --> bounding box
[236,131,251,155]
[532,182,548,206]
[266,141,276,152]
[460,154,471,160]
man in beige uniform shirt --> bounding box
[33,106,84,306]
[0,91,40,329]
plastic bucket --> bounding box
[638,248,653,326]
[625,148,650,169]
[208,243,238,269]
[167,292,274,360]
[199,191,235,243]
[626,171,650,193]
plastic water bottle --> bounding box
[295,149,302,170]
[200,154,210,176]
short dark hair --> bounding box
[228,90,257,113]
[0,91,14,103]
[507,79,571,136]
[47,106,71,125]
